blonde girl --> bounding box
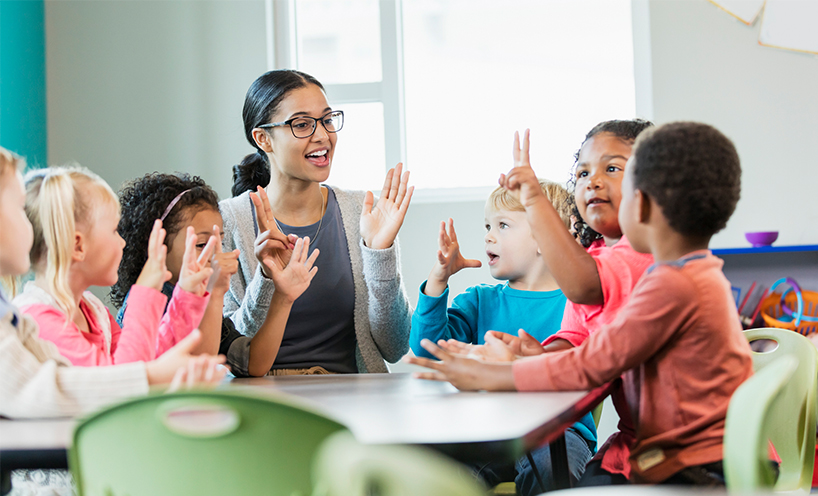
[13,165,215,366]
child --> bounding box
[409,121,753,486]
[448,120,657,484]
[0,146,226,419]
[409,180,595,494]
[113,173,319,377]
[13,165,212,366]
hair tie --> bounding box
[160,189,191,222]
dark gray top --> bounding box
[259,187,357,373]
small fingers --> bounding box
[197,235,218,266]
[419,338,452,362]
[405,355,444,371]
[412,371,449,382]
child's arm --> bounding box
[424,218,482,297]
[193,226,240,356]
[499,130,603,305]
[154,227,215,356]
[246,237,319,377]
[407,339,516,391]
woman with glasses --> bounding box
[220,69,413,375]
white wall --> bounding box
[46,0,267,201]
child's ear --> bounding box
[252,128,273,153]
[636,189,652,224]
[72,231,86,262]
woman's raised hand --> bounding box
[266,236,319,304]
[135,219,173,291]
[499,129,546,208]
[250,186,296,279]
[177,226,217,296]
[360,162,414,250]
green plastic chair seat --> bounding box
[70,389,348,496]
[312,431,486,496]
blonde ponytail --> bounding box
[24,165,118,319]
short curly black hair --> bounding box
[110,172,220,308]
[631,122,741,238]
[567,119,654,247]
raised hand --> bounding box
[485,329,545,357]
[405,339,516,391]
[206,225,240,296]
[135,219,173,291]
[177,226,216,296]
[424,218,482,297]
[250,186,297,279]
[360,162,414,250]
[267,236,320,304]
[498,129,546,209]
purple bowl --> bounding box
[745,231,779,247]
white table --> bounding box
[1,373,614,493]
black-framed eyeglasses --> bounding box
[258,110,344,139]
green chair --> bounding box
[724,355,798,492]
[724,327,818,492]
[746,328,818,491]
[311,431,486,496]
[69,389,348,496]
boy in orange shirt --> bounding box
[409,121,753,485]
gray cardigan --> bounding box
[219,187,412,373]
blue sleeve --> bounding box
[410,282,480,359]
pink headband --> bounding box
[159,189,191,222]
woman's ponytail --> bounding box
[232,150,270,197]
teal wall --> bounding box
[0,0,47,168]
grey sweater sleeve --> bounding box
[220,194,275,338]
[360,237,412,363]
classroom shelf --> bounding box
[712,245,818,256]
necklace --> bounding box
[274,186,325,242]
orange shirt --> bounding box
[514,251,753,482]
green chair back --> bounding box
[745,328,818,491]
[724,355,798,492]
[312,431,486,496]
[724,327,818,492]
[70,389,348,496]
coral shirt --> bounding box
[514,252,754,482]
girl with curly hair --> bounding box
[113,173,318,377]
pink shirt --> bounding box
[16,284,207,366]
[514,252,753,482]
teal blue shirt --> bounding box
[410,281,596,450]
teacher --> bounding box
[220,69,413,375]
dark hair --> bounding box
[110,172,220,308]
[631,122,741,238]
[232,69,325,197]
[567,118,654,247]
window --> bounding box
[271,0,635,197]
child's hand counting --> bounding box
[426,218,482,297]
[135,219,173,291]
[177,226,216,296]
[499,129,547,209]
[250,185,296,279]
[406,339,516,391]
[207,225,240,296]
[267,236,319,304]
[485,329,545,357]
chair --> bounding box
[311,431,486,496]
[724,326,818,492]
[745,328,818,491]
[724,355,798,492]
[69,389,348,496]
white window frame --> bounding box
[266,0,406,179]
[266,0,651,203]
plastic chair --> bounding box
[724,327,818,492]
[745,328,818,491]
[311,431,486,496]
[724,355,798,492]
[69,389,348,496]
